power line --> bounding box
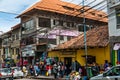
[0,11,19,15]
[63,0,88,15]
[65,0,96,16]
[75,0,106,17]
[0,0,105,20]
[0,0,104,16]
[84,3,107,18]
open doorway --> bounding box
[64,57,72,75]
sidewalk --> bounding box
[30,75,89,80]
[34,75,68,80]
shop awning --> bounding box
[113,43,120,50]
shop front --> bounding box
[48,50,76,64]
[21,45,36,66]
[22,50,35,65]
[112,43,120,65]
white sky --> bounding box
[0,0,106,33]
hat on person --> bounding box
[54,64,57,66]
[76,72,79,75]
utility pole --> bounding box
[82,0,88,77]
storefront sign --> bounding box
[113,43,120,50]
[21,45,36,51]
[22,50,35,57]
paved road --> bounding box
[14,79,40,80]
[14,78,64,80]
[14,75,67,80]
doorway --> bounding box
[64,57,72,67]
[64,57,72,75]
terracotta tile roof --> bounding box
[11,23,20,30]
[1,30,12,36]
[53,26,109,50]
[18,0,107,22]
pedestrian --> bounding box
[105,62,112,71]
[22,66,28,77]
[78,66,82,75]
[91,62,99,76]
[104,60,109,71]
[34,64,40,76]
[74,72,81,80]
[53,63,58,79]
[29,64,34,76]
[61,63,65,78]
[40,62,45,75]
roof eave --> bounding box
[16,8,37,18]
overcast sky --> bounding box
[0,0,106,33]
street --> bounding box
[14,75,66,80]
[15,79,40,80]
[14,78,58,80]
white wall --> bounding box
[108,3,120,36]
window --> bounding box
[16,48,19,54]
[39,17,51,27]
[48,39,56,45]
[16,34,19,40]
[62,6,74,11]
[22,19,34,31]
[60,36,64,40]
[59,20,63,26]
[67,22,74,27]
[78,25,89,32]
[12,35,15,41]
[116,9,120,29]
[67,36,72,40]
[25,36,35,45]
[39,38,47,43]
[63,22,67,27]
[11,48,14,54]
[53,20,56,25]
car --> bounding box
[11,67,24,78]
[90,65,120,80]
[0,68,13,80]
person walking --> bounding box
[91,62,99,76]
[22,66,28,77]
[104,60,109,71]
[34,64,40,76]
[53,63,58,79]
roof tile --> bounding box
[18,0,107,22]
[54,26,109,50]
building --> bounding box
[16,0,108,65]
[1,31,12,59]
[49,26,110,66]
[0,36,3,67]
[107,0,120,65]
[11,24,21,63]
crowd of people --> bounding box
[1,57,113,80]
[21,59,113,80]
[21,59,82,79]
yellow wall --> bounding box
[77,45,110,66]
[48,51,76,62]
[48,45,110,66]
[48,51,60,58]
